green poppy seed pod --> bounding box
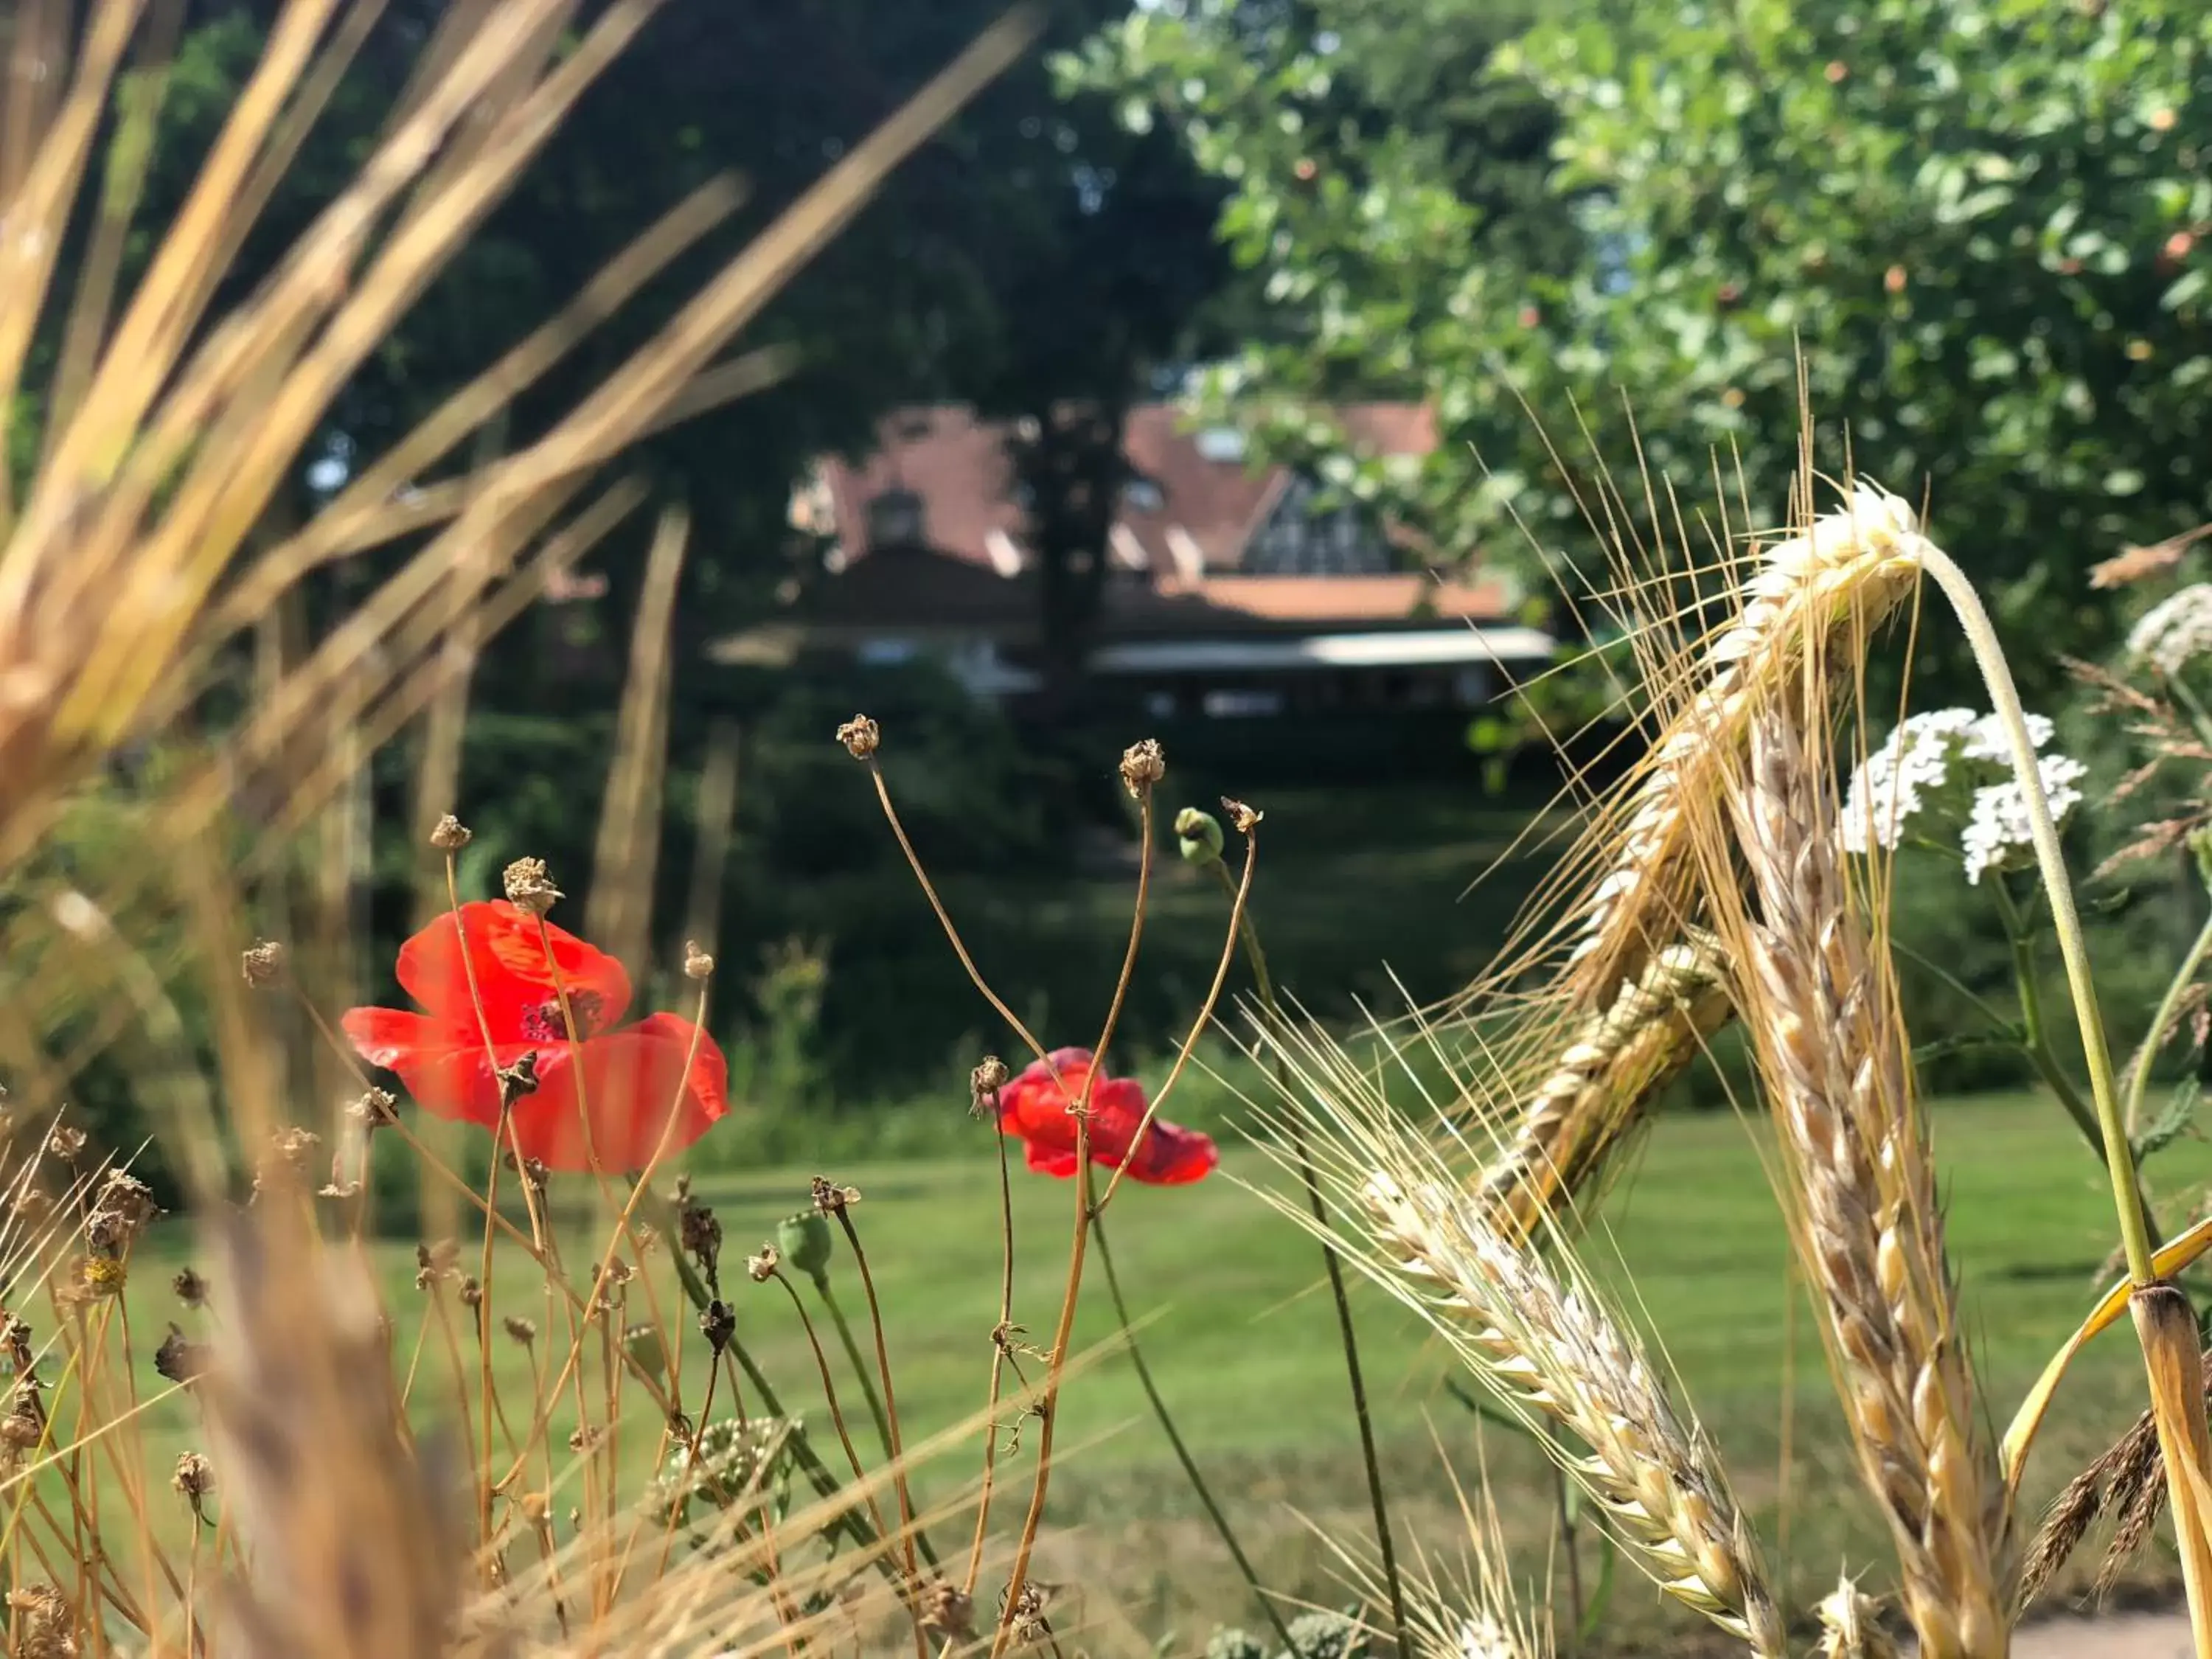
[1175,807,1224,867]
[776,1209,835,1285]
[623,1321,669,1384]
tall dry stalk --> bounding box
[1703,700,2011,1658]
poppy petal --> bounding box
[338,1008,507,1127]
[504,1015,730,1173]
[999,1049,1095,1139]
[395,901,633,1034]
[1023,1140,1081,1179]
[1119,1118,1219,1186]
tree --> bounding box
[1077,0,2212,700]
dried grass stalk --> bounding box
[1357,1169,1786,1655]
[1564,486,1926,1012]
[1728,706,2010,1658]
[1476,929,1731,1242]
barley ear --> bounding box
[1564,485,1925,1010]
[1727,706,2011,1657]
[1476,929,1731,1242]
[1352,1170,1787,1656]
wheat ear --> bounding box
[1476,929,1731,1242]
[1356,1170,1786,1655]
[1814,1576,1899,1659]
[1731,707,2011,1658]
[1565,485,1926,1012]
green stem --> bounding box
[2126,904,2212,1140]
[1920,547,2154,1278]
[1990,879,2112,1155]
[1208,860,1411,1658]
[818,1281,897,1467]
[1085,1168,1299,1656]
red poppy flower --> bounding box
[341,900,728,1172]
[995,1048,1217,1186]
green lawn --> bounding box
[111,1091,2188,1652]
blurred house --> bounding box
[712,404,1553,728]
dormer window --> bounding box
[866,487,925,551]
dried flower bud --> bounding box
[835,714,880,759]
[1119,737,1166,798]
[502,857,563,917]
[88,1172,159,1251]
[496,1053,540,1108]
[253,1125,320,1194]
[970,1055,1010,1119]
[240,939,285,987]
[700,1299,737,1353]
[683,940,714,981]
[503,1315,538,1346]
[431,814,473,851]
[457,1276,484,1309]
[568,1423,605,1455]
[173,1267,207,1307]
[518,1491,551,1528]
[679,1197,723,1287]
[1174,807,1225,866]
[745,1245,779,1284]
[173,1451,213,1517]
[154,1324,208,1385]
[1220,796,1263,835]
[45,1126,85,1162]
[810,1175,859,1216]
[776,1209,835,1283]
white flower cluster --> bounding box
[2126,583,2212,677]
[1840,707,2086,885]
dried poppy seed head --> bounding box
[745,1245,779,1284]
[496,1052,540,1108]
[921,1583,975,1641]
[700,1298,737,1352]
[172,1267,207,1307]
[504,1149,549,1194]
[457,1276,484,1309]
[1221,796,1262,835]
[1119,737,1166,798]
[89,1172,159,1248]
[810,1175,859,1215]
[431,813,473,851]
[173,1450,212,1507]
[346,1087,397,1130]
[240,939,285,987]
[45,1125,85,1161]
[154,1324,207,1385]
[501,857,563,917]
[503,1315,538,1346]
[6,1585,70,1655]
[835,714,880,759]
[970,1055,1009,1119]
[683,940,714,981]
[678,1197,722,1279]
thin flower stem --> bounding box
[991,789,1156,1658]
[449,846,505,1557]
[2126,903,2212,1139]
[1208,858,1411,1659]
[964,1125,1018,1598]
[823,1245,939,1574]
[771,1269,921,1655]
[1085,1168,1298,1654]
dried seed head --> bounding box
[496,1052,540,1108]
[745,1246,779,1284]
[518,1491,551,1529]
[567,1423,605,1455]
[456,1276,483,1309]
[810,1175,859,1215]
[173,1450,213,1512]
[1119,737,1166,797]
[921,1582,976,1641]
[835,714,880,759]
[502,1315,538,1346]
[173,1267,208,1307]
[253,1125,321,1194]
[501,857,563,917]
[431,814,473,851]
[87,1172,159,1252]
[971,1055,1010,1119]
[700,1298,737,1352]
[1175,807,1225,866]
[414,1239,459,1292]
[241,939,286,987]
[678,1197,723,1281]
[6,1585,73,1659]
[153,1324,207,1385]
[45,1125,85,1161]
[683,939,714,981]
[72,1256,126,1298]
[1220,796,1262,835]
[347,1087,397,1130]
[504,1149,549,1194]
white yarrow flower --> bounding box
[2126,583,2212,676]
[1841,708,2083,881]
